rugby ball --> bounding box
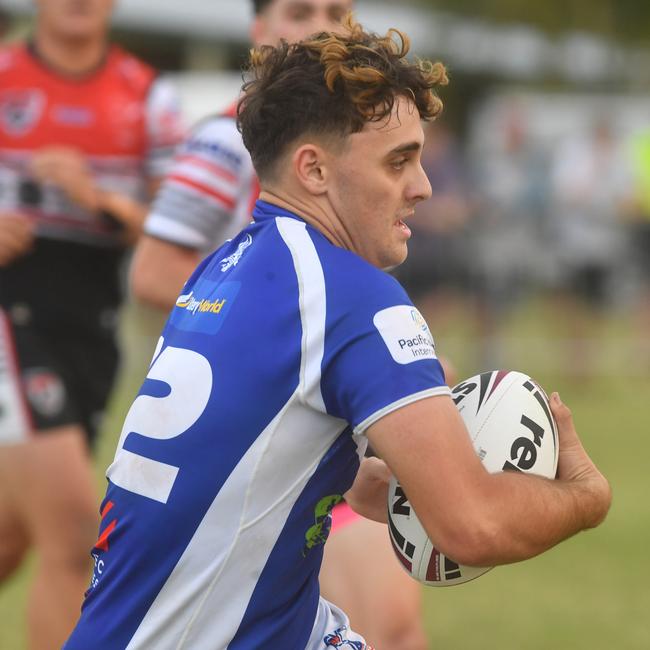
[387,370,559,586]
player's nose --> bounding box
[409,163,432,203]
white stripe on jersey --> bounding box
[0,311,32,445]
[125,216,348,649]
[141,213,214,249]
[276,217,327,413]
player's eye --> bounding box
[391,157,408,170]
[287,7,312,21]
[329,7,348,22]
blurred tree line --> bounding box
[417,0,650,45]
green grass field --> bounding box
[1,299,648,649]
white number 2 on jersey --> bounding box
[106,338,213,503]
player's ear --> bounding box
[292,143,329,196]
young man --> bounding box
[131,1,428,647]
[66,18,611,649]
[0,0,182,648]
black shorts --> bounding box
[0,308,119,448]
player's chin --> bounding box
[381,242,409,270]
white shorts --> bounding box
[306,597,373,649]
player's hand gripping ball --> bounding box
[387,370,559,586]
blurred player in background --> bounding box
[130,1,427,647]
[131,0,353,308]
[0,8,12,42]
[549,117,634,378]
[0,0,182,647]
[65,19,611,649]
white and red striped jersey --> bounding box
[143,103,260,254]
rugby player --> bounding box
[0,0,182,647]
[65,17,611,649]
[131,1,429,647]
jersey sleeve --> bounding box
[321,270,450,435]
[143,116,254,251]
[144,76,185,179]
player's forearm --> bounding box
[344,457,391,524]
[432,469,611,568]
[0,214,35,266]
[96,190,149,240]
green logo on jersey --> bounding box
[303,494,344,557]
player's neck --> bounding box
[259,189,355,253]
[33,29,108,77]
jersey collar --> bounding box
[252,200,305,224]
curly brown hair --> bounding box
[237,14,448,180]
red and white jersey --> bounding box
[144,103,259,254]
[0,43,184,247]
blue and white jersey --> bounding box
[65,200,450,650]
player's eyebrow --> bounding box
[285,1,315,11]
[387,141,422,156]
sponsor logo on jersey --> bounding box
[175,291,194,308]
[51,105,95,127]
[373,305,437,364]
[175,291,226,315]
[185,136,243,170]
[303,494,343,557]
[323,626,371,649]
[0,88,45,136]
[171,279,240,334]
[220,234,253,272]
[89,500,118,591]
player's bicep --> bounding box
[366,394,489,544]
[147,177,163,200]
[321,300,449,431]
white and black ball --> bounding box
[387,370,559,586]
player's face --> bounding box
[252,0,352,46]
[327,96,432,269]
[35,0,114,42]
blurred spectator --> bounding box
[548,117,635,376]
[0,1,183,648]
[0,9,11,41]
[468,103,549,369]
[394,120,472,315]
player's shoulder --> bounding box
[180,111,250,173]
[311,232,411,311]
[320,234,405,288]
[0,42,29,76]
[189,112,242,145]
[106,45,157,94]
